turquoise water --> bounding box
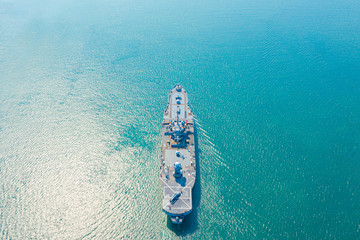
[1,0,360,238]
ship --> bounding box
[159,84,196,224]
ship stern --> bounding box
[170,215,184,224]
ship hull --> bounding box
[159,84,196,224]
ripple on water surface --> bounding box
[1,0,360,238]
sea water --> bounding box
[0,0,360,238]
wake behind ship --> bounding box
[159,84,196,224]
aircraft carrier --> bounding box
[159,84,196,224]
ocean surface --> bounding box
[1,0,360,239]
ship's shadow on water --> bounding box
[167,124,201,235]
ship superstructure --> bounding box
[160,84,196,224]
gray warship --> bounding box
[160,84,196,224]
